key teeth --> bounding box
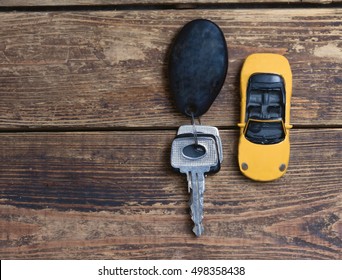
[190,204,204,237]
[193,224,204,237]
[189,200,204,225]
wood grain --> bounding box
[1,1,340,8]
[0,9,341,130]
[0,1,341,261]
[0,129,341,259]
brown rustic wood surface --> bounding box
[0,9,341,130]
[0,4,341,259]
[0,0,341,7]
[0,129,341,259]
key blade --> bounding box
[193,224,204,237]
[186,172,192,193]
[189,172,205,237]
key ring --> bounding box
[190,112,201,146]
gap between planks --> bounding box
[0,2,341,12]
[0,124,341,134]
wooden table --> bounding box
[0,1,341,259]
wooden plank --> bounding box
[0,129,341,259]
[0,1,341,7]
[0,9,341,130]
[0,1,326,7]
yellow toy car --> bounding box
[238,53,292,181]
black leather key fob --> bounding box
[169,19,228,118]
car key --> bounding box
[171,133,220,236]
[168,19,228,236]
[177,125,223,164]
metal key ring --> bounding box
[190,112,201,146]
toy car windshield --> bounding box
[245,119,285,144]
